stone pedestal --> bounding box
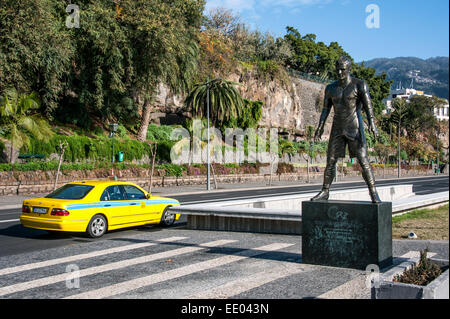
[301,200,392,270]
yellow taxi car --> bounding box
[20,180,180,238]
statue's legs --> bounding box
[355,151,381,203]
[310,133,381,203]
[310,155,337,201]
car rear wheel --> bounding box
[86,214,107,238]
[160,207,175,227]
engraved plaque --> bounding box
[302,200,392,270]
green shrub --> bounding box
[22,134,155,163]
[0,163,12,171]
[156,163,185,177]
[156,140,176,162]
[147,124,176,142]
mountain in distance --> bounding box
[359,56,449,100]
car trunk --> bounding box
[22,198,72,218]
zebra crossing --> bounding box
[0,229,442,300]
[0,230,317,299]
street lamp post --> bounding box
[206,79,211,191]
[397,116,401,178]
[436,125,440,175]
[203,78,224,190]
[109,123,118,164]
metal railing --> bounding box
[286,68,332,84]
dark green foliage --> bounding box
[386,95,441,142]
[0,161,94,172]
[283,26,350,79]
[256,60,281,80]
[294,140,328,159]
[278,139,297,158]
[222,99,263,130]
[0,1,402,158]
[156,163,185,177]
[393,249,443,286]
[147,124,177,142]
[351,63,392,117]
[403,95,441,136]
[156,140,177,163]
[185,78,245,127]
[1,0,205,128]
[0,0,74,117]
[0,161,185,176]
[23,135,152,163]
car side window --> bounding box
[100,185,125,201]
[123,185,146,200]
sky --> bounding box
[205,0,449,62]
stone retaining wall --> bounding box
[0,167,436,196]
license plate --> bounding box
[33,207,48,214]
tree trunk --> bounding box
[10,144,14,164]
[137,98,152,142]
[148,143,157,194]
[54,142,67,191]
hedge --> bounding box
[0,161,185,177]
[23,134,153,163]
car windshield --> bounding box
[45,184,94,200]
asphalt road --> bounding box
[0,227,448,300]
[0,175,448,257]
[172,175,449,204]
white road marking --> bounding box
[187,262,306,299]
[0,239,235,297]
[0,219,19,224]
[66,243,294,299]
[0,236,188,276]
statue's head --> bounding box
[336,56,352,80]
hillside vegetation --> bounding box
[0,0,447,171]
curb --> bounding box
[0,175,447,210]
[158,175,448,197]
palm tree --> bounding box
[0,89,53,163]
[389,98,408,177]
[185,78,245,127]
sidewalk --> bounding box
[0,174,446,209]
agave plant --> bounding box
[0,89,53,163]
[185,78,245,127]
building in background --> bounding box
[434,102,449,121]
[383,86,449,121]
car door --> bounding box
[122,184,158,223]
[100,185,129,227]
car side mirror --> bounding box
[145,193,151,199]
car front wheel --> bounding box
[160,207,175,227]
[86,214,107,238]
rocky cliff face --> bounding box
[151,70,332,139]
